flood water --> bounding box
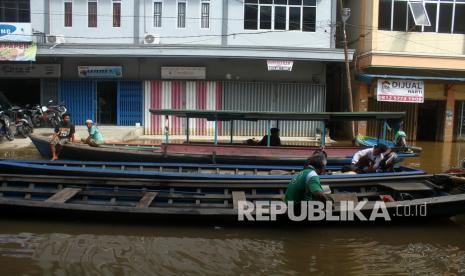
[1,141,465,275]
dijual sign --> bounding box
[377,79,424,103]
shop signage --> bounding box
[0,23,32,42]
[78,66,122,78]
[267,60,294,71]
[161,67,206,80]
[0,64,60,78]
[0,42,36,61]
[376,79,424,103]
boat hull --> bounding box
[0,159,426,180]
[30,134,417,165]
[0,173,463,223]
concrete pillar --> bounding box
[444,84,455,142]
[356,82,369,135]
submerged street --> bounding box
[0,141,464,275]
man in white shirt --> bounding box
[350,144,389,173]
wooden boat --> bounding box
[0,173,464,223]
[0,159,426,180]
[29,111,418,165]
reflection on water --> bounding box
[1,220,465,275]
[2,141,465,274]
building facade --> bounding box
[345,0,465,142]
[0,0,352,137]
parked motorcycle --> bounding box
[0,105,14,141]
[14,111,34,138]
[41,100,67,128]
[25,104,44,128]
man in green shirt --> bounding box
[285,155,331,204]
[82,119,104,147]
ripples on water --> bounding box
[0,221,465,275]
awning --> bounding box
[356,73,465,84]
[149,109,405,121]
[38,44,354,62]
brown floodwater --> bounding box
[1,141,465,275]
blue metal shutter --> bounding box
[59,80,96,125]
[118,81,143,126]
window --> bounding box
[177,1,186,28]
[243,0,317,32]
[244,0,258,29]
[64,1,72,27]
[201,0,210,28]
[378,0,465,34]
[0,0,30,22]
[88,0,97,28]
[113,0,121,27]
[154,1,162,27]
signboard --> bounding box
[376,79,424,103]
[0,64,60,78]
[161,67,206,80]
[78,66,122,78]
[0,42,36,61]
[0,23,32,42]
[267,60,294,71]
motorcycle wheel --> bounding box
[6,127,14,141]
[51,115,62,128]
[32,116,42,127]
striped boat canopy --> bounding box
[149,109,405,121]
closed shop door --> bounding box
[223,82,325,137]
[118,81,143,126]
[59,80,96,125]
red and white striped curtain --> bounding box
[144,80,223,135]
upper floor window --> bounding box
[201,0,210,28]
[378,0,465,34]
[113,0,121,27]
[177,1,186,28]
[0,0,30,23]
[88,0,97,28]
[154,1,162,27]
[244,0,316,32]
[64,0,72,27]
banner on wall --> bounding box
[0,42,37,61]
[376,79,424,103]
[267,60,294,71]
[78,66,122,78]
[0,23,32,42]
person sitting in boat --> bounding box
[284,154,332,205]
[49,113,75,161]
[81,119,104,147]
[246,128,282,146]
[348,144,389,173]
[259,128,282,146]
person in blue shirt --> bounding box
[82,119,104,147]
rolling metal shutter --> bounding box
[118,81,143,126]
[59,80,96,125]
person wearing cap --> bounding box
[82,119,104,147]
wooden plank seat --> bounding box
[46,188,81,203]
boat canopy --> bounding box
[149,109,405,121]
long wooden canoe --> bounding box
[0,159,426,180]
[29,134,417,165]
[0,173,463,223]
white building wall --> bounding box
[29,0,335,48]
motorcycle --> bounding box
[41,100,67,128]
[14,111,34,138]
[25,104,44,128]
[0,105,14,141]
